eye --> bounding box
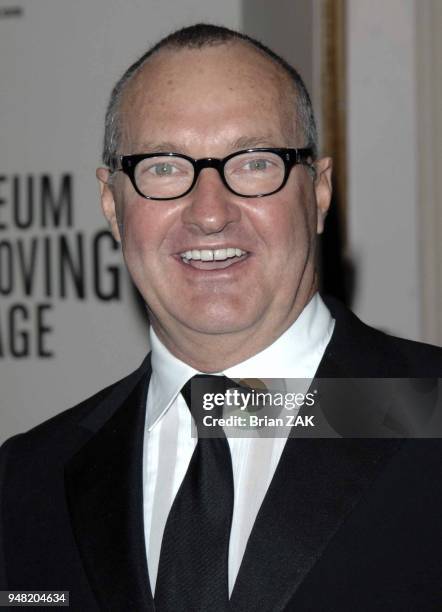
[244,158,272,172]
[149,162,177,176]
[229,155,282,175]
[136,157,193,179]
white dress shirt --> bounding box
[143,293,334,595]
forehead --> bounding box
[120,42,297,152]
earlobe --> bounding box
[96,167,122,243]
[314,157,333,235]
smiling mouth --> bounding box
[178,247,249,270]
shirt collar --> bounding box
[146,330,199,431]
[146,293,334,431]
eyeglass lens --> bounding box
[133,151,286,198]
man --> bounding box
[1,24,441,612]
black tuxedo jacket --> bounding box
[1,298,441,611]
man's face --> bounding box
[98,43,331,357]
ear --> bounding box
[313,157,333,234]
[96,167,122,243]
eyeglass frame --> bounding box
[109,147,315,200]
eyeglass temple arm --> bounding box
[108,155,124,173]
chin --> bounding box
[177,306,260,336]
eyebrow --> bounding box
[133,141,183,154]
[231,135,281,150]
[131,135,282,156]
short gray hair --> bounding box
[102,23,318,168]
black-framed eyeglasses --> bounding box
[109,147,314,200]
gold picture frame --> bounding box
[320,0,347,246]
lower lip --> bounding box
[174,253,250,274]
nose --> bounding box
[181,168,240,234]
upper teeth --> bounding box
[180,247,246,261]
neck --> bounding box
[151,277,318,373]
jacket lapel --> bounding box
[64,357,154,611]
[230,304,403,610]
[230,436,401,611]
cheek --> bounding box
[119,198,174,255]
[283,185,317,246]
[256,194,312,259]
[122,210,151,251]
[118,211,164,282]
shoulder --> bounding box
[321,296,442,377]
[0,354,151,465]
